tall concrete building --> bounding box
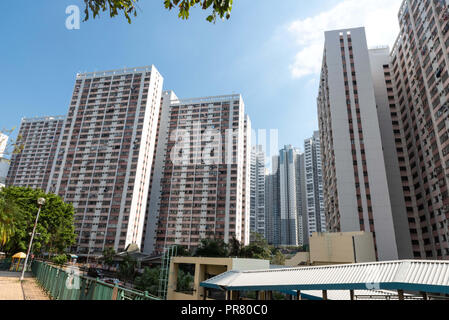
[297,152,307,246]
[250,145,266,239]
[141,90,178,254]
[6,116,64,190]
[278,145,305,246]
[317,27,406,261]
[265,156,280,246]
[242,115,252,246]
[387,0,449,259]
[47,66,164,256]
[304,131,327,242]
[369,47,414,260]
[143,93,251,254]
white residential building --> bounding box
[142,93,251,254]
[47,66,164,256]
[250,145,266,239]
[7,116,65,190]
[304,131,327,242]
[317,27,407,261]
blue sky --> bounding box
[0,0,403,165]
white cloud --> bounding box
[287,0,403,79]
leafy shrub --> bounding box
[52,254,67,266]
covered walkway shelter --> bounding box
[200,260,449,300]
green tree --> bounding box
[52,254,68,266]
[83,0,139,23]
[228,236,242,257]
[82,0,233,23]
[0,187,76,256]
[102,247,116,266]
[118,254,137,286]
[177,269,194,293]
[164,0,233,22]
[0,128,25,158]
[240,244,271,260]
[0,195,21,246]
[173,245,191,257]
[134,267,160,295]
[240,233,271,260]
[271,251,285,266]
[194,238,228,257]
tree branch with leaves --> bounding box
[83,0,139,23]
[0,128,25,159]
[82,0,233,23]
[164,0,233,22]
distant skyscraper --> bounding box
[142,93,251,254]
[265,156,280,246]
[250,145,266,239]
[304,131,326,242]
[278,145,305,246]
[296,152,307,245]
[6,116,64,190]
[242,115,252,245]
[47,66,164,256]
[317,27,409,261]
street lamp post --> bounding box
[20,197,46,281]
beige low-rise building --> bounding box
[167,257,269,300]
[286,232,376,266]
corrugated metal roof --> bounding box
[298,289,418,300]
[200,260,449,294]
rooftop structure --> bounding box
[6,115,65,190]
[201,259,449,300]
[168,256,270,300]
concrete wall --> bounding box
[309,232,376,264]
[353,232,377,263]
[232,258,270,271]
[285,252,310,267]
[368,48,413,260]
[167,257,270,300]
[167,257,232,300]
[284,232,376,266]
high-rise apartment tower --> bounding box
[250,145,266,239]
[304,131,327,242]
[7,116,64,190]
[47,66,163,256]
[318,27,407,260]
[143,93,251,254]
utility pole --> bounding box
[20,197,46,281]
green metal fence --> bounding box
[0,259,11,271]
[31,261,160,301]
